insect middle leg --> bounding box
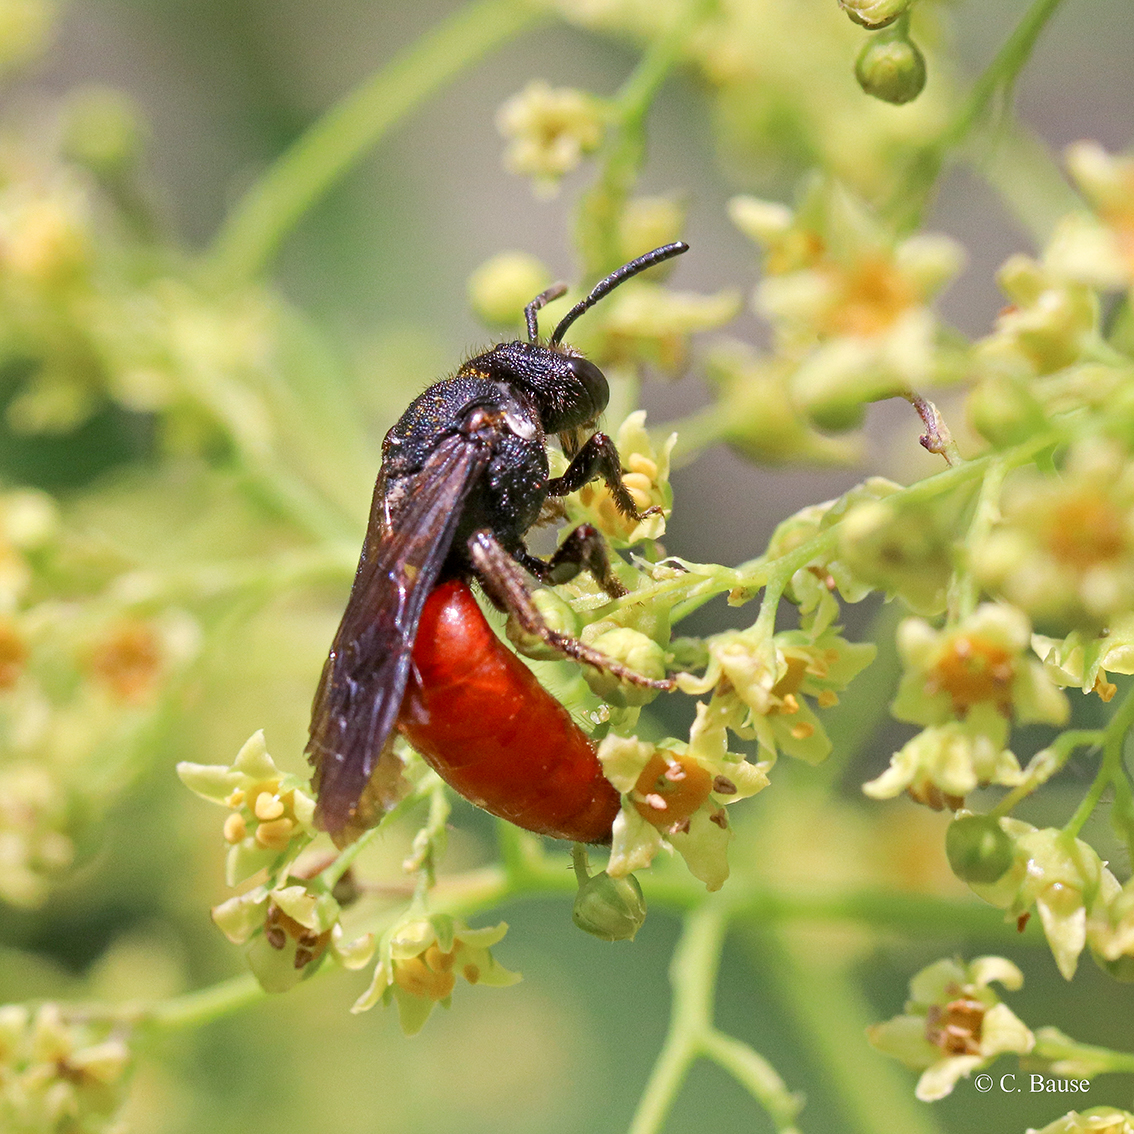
[548,432,662,522]
[469,528,674,691]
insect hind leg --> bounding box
[469,528,673,692]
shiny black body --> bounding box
[307,243,688,838]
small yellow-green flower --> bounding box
[467,250,551,328]
[730,181,964,429]
[353,915,520,1035]
[680,620,876,767]
[867,956,1034,1101]
[973,438,1134,632]
[598,711,770,892]
[177,730,317,885]
[596,281,740,372]
[703,340,861,465]
[968,819,1118,980]
[837,492,958,616]
[864,720,1026,811]
[890,604,1069,731]
[1028,1108,1134,1134]
[972,255,1098,379]
[1044,142,1134,295]
[212,879,374,994]
[1034,615,1134,702]
[1086,874,1134,981]
[496,81,604,197]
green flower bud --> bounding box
[838,497,953,615]
[573,870,647,941]
[855,31,927,105]
[805,392,867,433]
[946,814,1014,883]
[62,87,144,178]
[506,587,580,660]
[839,0,914,29]
[581,626,667,707]
[967,375,1048,448]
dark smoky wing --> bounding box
[307,431,490,834]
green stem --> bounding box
[893,0,1068,230]
[136,973,265,1033]
[949,455,1008,622]
[576,0,711,273]
[206,0,540,288]
[991,729,1104,817]
[1033,1026,1134,1076]
[630,903,801,1134]
[1065,680,1134,838]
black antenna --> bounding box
[524,283,569,343]
[548,241,689,347]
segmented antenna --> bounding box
[549,242,689,347]
[524,283,569,343]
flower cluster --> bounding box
[0,1003,132,1133]
[496,81,605,197]
[866,605,1069,809]
[0,491,201,906]
[729,180,964,431]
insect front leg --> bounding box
[469,529,674,691]
[519,522,627,598]
[547,432,662,522]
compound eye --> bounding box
[566,355,609,417]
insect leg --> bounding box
[547,432,663,521]
[519,523,627,598]
[469,528,674,691]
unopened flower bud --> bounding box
[573,870,647,941]
[967,375,1048,448]
[62,87,144,178]
[468,252,551,328]
[506,588,580,660]
[946,814,1014,884]
[855,29,927,105]
[839,0,914,29]
[581,627,667,706]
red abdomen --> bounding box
[398,579,619,843]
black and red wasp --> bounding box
[306,242,687,843]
